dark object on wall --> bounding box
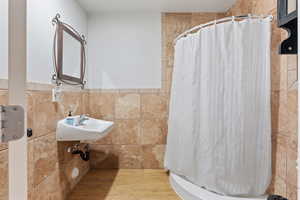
[277,0,298,54]
[268,194,288,200]
[27,128,33,138]
[52,14,87,88]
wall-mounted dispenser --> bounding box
[278,0,298,54]
[52,85,62,102]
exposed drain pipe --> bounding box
[68,143,90,161]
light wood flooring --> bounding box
[67,169,181,200]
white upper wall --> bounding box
[11,0,233,88]
[27,0,87,84]
[87,13,162,89]
[76,0,236,13]
[0,0,8,79]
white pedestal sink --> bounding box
[56,115,114,141]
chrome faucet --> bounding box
[77,114,89,126]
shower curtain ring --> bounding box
[260,14,264,22]
[231,16,235,23]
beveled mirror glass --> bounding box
[62,30,82,80]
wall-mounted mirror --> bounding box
[52,14,87,88]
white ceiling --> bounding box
[76,0,236,13]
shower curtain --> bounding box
[165,18,272,197]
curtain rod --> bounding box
[173,14,273,45]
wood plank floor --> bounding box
[67,169,181,200]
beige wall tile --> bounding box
[59,92,84,117]
[252,0,277,14]
[142,145,166,169]
[288,90,298,134]
[162,13,192,45]
[163,66,173,83]
[165,43,175,69]
[0,150,8,200]
[90,145,119,169]
[32,92,59,138]
[32,168,62,200]
[81,92,90,114]
[191,13,224,27]
[287,184,297,200]
[90,144,143,169]
[28,140,35,192]
[141,119,167,145]
[0,90,8,105]
[59,156,89,197]
[271,52,288,92]
[115,94,140,119]
[272,144,287,180]
[272,133,288,148]
[288,134,298,155]
[141,94,168,119]
[161,80,172,94]
[273,176,287,197]
[32,134,58,186]
[288,70,298,90]
[112,120,141,145]
[227,0,254,15]
[286,149,297,187]
[89,92,116,120]
[287,55,298,70]
[114,145,142,169]
[271,91,289,134]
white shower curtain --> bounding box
[165,18,272,197]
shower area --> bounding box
[164,2,298,199]
[165,15,272,199]
[0,0,298,200]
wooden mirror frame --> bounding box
[52,14,87,88]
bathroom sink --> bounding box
[56,116,114,141]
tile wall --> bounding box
[0,87,90,200]
[0,90,8,200]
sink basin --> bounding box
[56,116,114,141]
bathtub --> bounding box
[170,173,268,200]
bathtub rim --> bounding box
[169,172,268,200]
